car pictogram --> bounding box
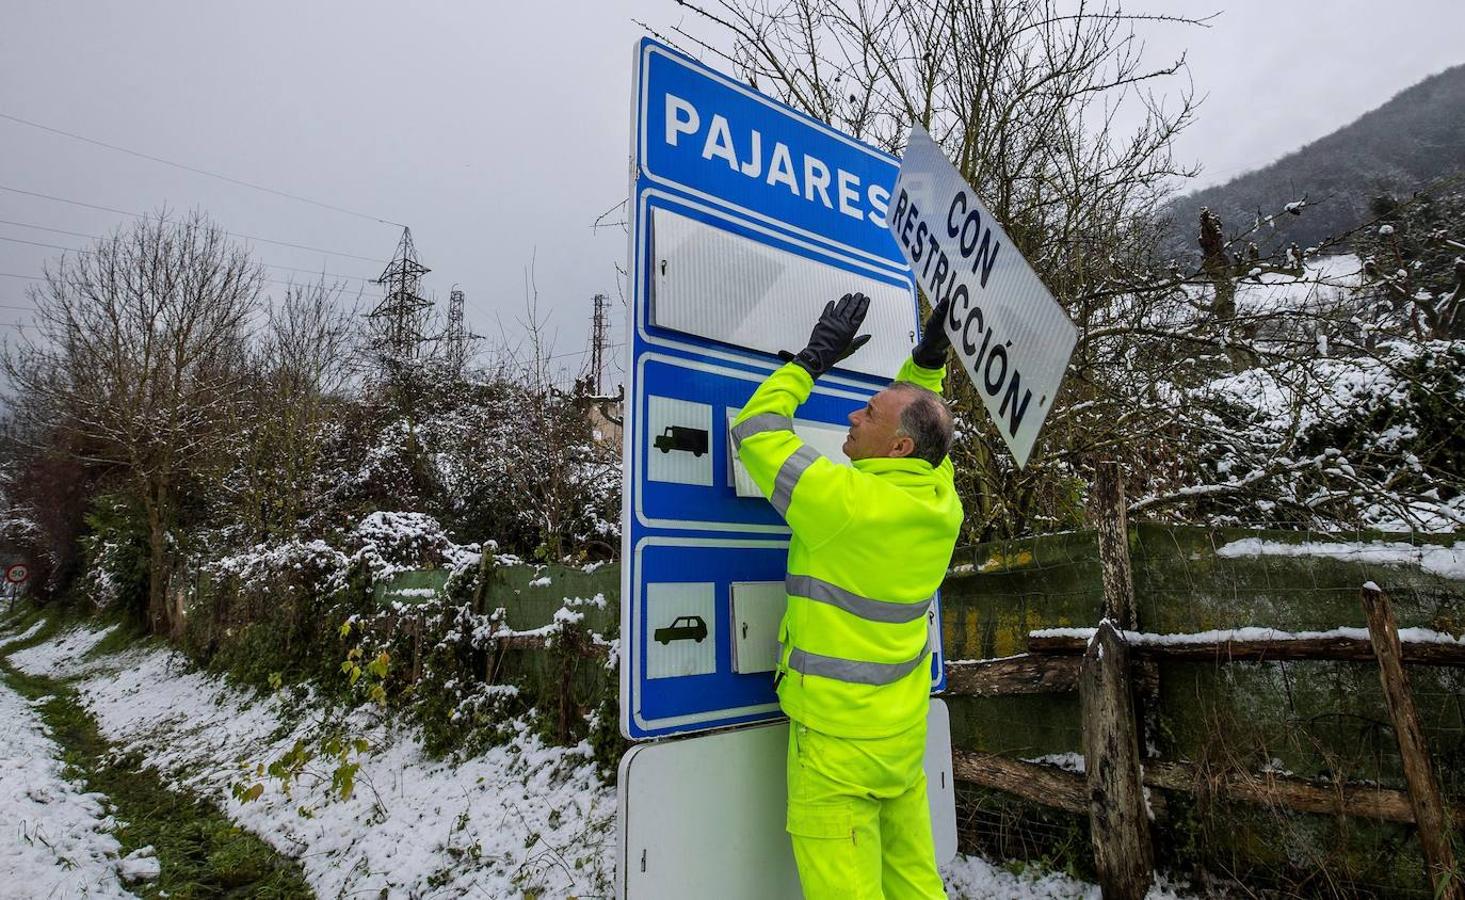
[653,614,708,644]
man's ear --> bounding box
[888,434,915,459]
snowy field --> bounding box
[2,621,1202,899]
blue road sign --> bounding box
[621,39,944,740]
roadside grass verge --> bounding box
[0,611,314,899]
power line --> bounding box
[0,185,135,218]
[0,110,403,227]
[258,262,374,284]
[548,342,625,362]
[0,235,75,253]
[0,219,94,241]
[232,232,384,266]
[0,266,373,293]
[0,184,387,263]
[0,219,377,283]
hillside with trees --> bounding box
[1162,63,1465,260]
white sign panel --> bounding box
[651,207,915,378]
[645,582,717,679]
[617,700,956,899]
[725,411,852,498]
[889,125,1077,468]
[646,396,714,487]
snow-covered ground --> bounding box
[66,641,618,898]
[943,857,1196,899]
[0,627,134,898]
[2,621,1202,899]
[11,623,118,678]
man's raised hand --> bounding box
[911,296,952,369]
[783,292,872,378]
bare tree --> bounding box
[660,0,1207,537]
[224,278,361,539]
[490,264,620,560]
[3,211,262,632]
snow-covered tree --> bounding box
[665,0,1463,539]
[3,212,261,630]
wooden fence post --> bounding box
[473,551,495,682]
[1091,461,1136,629]
[1361,583,1462,900]
[1081,621,1154,900]
[410,615,422,684]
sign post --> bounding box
[617,39,955,898]
[4,562,29,611]
[888,125,1077,468]
[620,39,943,742]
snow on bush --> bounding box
[1176,335,1464,531]
[210,537,351,594]
[346,510,479,579]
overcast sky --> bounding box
[3,1,1462,386]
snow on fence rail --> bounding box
[1021,624,1465,666]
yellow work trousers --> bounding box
[785,718,946,900]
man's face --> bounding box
[843,387,914,461]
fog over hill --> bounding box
[1162,63,1465,260]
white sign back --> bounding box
[888,125,1077,468]
[617,700,956,899]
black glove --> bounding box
[779,293,872,377]
[911,296,952,369]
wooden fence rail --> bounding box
[952,750,1465,828]
[943,654,1080,696]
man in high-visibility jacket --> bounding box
[732,292,960,899]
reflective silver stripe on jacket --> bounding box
[771,445,821,516]
[729,413,794,451]
[786,574,932,624]
[787,639,931,686]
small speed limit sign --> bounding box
[5,563,29,585]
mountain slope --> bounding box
[1163,63,1465,258]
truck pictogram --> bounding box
[654,425,709,457]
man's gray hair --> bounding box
[889,382,954,467]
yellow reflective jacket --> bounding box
[732,358,962,738]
